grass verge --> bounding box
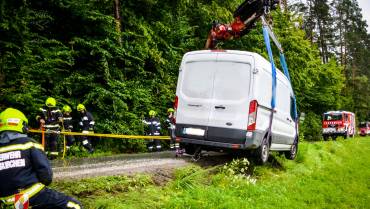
[52,137,370,209]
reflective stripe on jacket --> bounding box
[0,134,52,198]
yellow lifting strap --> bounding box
[0,183,45,205]
[28,129,171,140]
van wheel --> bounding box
[344,132,348,139]
[184,144,196,155]
[284,138,298,160]
[332,136,337,141]
[323,136,328,141]
[256,137,269,164]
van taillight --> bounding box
[173,96,178,124]
[174,96,178,110]
[247,100,258,131]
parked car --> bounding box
[322,111,355,140]
[173,50,298,164]
[359,121,370,136]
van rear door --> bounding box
[176,53,218,139]
[207,54,253,144]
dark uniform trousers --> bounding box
[0,134,82,209]
[30,188,82,209]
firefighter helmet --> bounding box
[45,97,57,107]
[77,104,86,111]
[0,108,29,133]
[167,108,174,113]
[62,105,72,113]
[149,110,156,117]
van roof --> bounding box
[184,49,281,72]
[324,111,355,115]
[183,50,291,89]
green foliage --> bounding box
[0,0,368,149]
[300,111,323,141]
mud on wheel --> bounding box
[284,138,298,160]
[255,136,270,164]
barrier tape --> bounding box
[29,129,171,140]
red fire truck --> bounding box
[359,121,370,136]
[322,111,356,140]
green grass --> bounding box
[52,137,370,209]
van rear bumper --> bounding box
[175,130,265,150]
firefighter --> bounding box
[62,105,75,150]
[36,97,63,158]
[76,104,94,153]
[165,108,177,149]
[0,108,82,209]
[143,110,161,152]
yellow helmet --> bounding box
[167,108,175,113]
[149,110,156,117]
[45,97,57,107]
[62,105,72,113]
[77,104,86,111]
[0,108,28,133]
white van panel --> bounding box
[208,61,252,130]
[253,67,273,133]
[177,61,217,126]
[273,79,295,143]
[175,50,297,151]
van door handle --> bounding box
[188,104,202,107]
[215,105,226,109]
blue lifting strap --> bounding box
[279,53,298,120]
[262,26,277,110]
[262,24,298,139]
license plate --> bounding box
[324,128,336,132]
[183,128,205,136]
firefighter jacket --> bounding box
[0,131,52,199]
[143,117,161,136]
[79,111,95,131]
[36,106,63,131]
[62,114,73,131]
[165,116,175,129]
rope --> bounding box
[29,129,171,140]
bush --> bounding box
[300,112,323,141]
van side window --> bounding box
[290,96,296,120]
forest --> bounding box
[0,0,369,151]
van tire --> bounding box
[284,138,298,160]
[184,144,196,155]
[323,136,328,141]
[344,132,348,139]
[255,137,269,164]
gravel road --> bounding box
[51,151,234,180]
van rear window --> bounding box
[213,62,251,100]
[182,61,215,99]
[181,61,251,100]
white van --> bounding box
[174,50,298,163]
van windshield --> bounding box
[181,61,251,100]
[324,113,342,121]
[359,122,368,128]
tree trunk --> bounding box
[114,0,122,46]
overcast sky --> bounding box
[291,0,370,32]
[357,0,370,31]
